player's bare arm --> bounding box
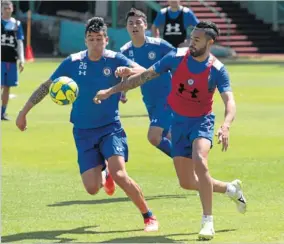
[94,67,160,104]
[221,91,236,127]
[117,63,146,103]
[17,39,25,72]
[29,80,52,106]
[216,91,236,151]
[115,63,146,78]
[118,66,160,91]
[16,79,52,131]
[151,24,160,38]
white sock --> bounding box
[202,215,213,223]
[225,183,237,197]
[102,169,107,180]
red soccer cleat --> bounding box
[103,173,116,196]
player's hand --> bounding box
[16,111,27,131]
[120,92,128,104]
[19,62,24,73]
[216,125,230,152]
[93,89,111,104]
[115,66,132,78]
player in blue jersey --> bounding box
[151,0,199,48]
[120,8,174,158]
[1,0,25,120]
[95,21,247,240]
[16,17,159,232]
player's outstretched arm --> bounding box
[115,63,146,78]
[16,79,52,131]
[94,67,160,104]
[119,67,160,91]
[129,63,147,75]
[216,91,236,151]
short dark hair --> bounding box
[125,8,147,23]
[85,17,107,36]
[195,21,220,41]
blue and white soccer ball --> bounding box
[49,76,79,105]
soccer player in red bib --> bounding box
[94,21,247,240]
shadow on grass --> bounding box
[2,224,236,243]
[1,226,141,243]
[103,235,177,243]
[47,194,192,207]
[104,229,237,243]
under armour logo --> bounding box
[178,84,199,99]
[1,34,15,44]
[79,70,86,76]
[190,88,199,98]
[151,119,158,123]
[165,23,181,35]
[116,146,123,152]
[178,83,185,93]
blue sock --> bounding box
[1,106,7,116]
[157,137,172,157]
[142,210,153,219]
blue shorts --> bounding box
[146,103,173,135]
[73,121,128,174]
[171,113,215,158]
[1,62,18,87]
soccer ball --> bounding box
[49,76,79,105]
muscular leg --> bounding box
[81,165,105,195]
[174,156,228,194]
[107,155,149,213]
[192,138,213,216]
[173,138,216,240]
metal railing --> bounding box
[195,0,232,47]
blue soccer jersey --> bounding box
[50,49,134,129]
[1,18,24,86]
[153,47,232,94]
[1,18,24,40]
[120,37,175,106]
[153,7,199,30]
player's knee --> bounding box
[147,133,161,146]
[179,179,196,190]
[179,180,191,190]
[2,86,10,92]
[194,154,209,175]
[85,185,100,195]
[193,152,207,165]
[111,170,128,185]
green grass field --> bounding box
[2,61,284,243]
